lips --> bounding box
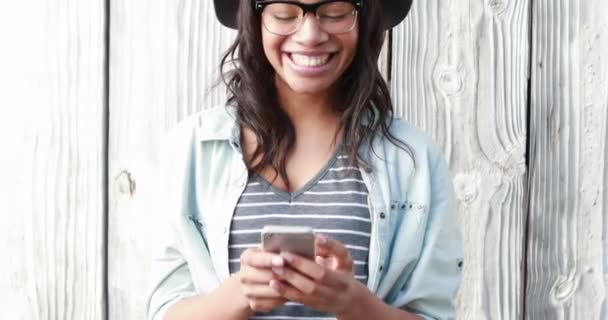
[283,52,338,77]
[290,53,331,67]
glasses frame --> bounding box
[253,0,363,36]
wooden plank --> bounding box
[107,0,235,318]
[0,1,106,319]
[603,105,608,319]
[390,0,530,318]
[527,0,608,318]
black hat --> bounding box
[213,0,413,30]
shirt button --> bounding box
[379,212,386,219]
[223,227,228,234]
[379,265,384,271]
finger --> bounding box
[271,266,318,295]
[239,266,281,284]
[241,283,283,299]
[270,277,333,305]
[315,256,331,268]
[315,236,353,270]
[247,297,287,312]
[272,263,346,294]
[240,249,284,268]
[280,251,325,281]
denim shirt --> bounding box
[145,105,463,320]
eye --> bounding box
[272,13,299,21]
[320,13,349,20]
[318,1,355,20]
[264,3,301,22]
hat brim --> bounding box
[213,0,413,30]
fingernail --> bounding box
[272,267,284,275]
[281,252,294,263]
[269,280,282,291]
[318,235,328,245]
[271,256,284,267]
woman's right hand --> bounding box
[237,247,287,313]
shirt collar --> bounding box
[194,105,383,151]
[196,105,240,145]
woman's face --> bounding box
[260,0,359,97]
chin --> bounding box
[284,78,334,96]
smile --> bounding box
[288,53,334,68]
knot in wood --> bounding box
[453,173,480,205]
[437,68,464,96]
[115,170,136,198]
[488,0,507,14]
[550,273,579,306]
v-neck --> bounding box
[253,143,344,201]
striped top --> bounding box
[228,147,371,319]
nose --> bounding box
[291,12,329,45]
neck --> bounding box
[275,76,340,137]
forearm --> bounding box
[163,275,253,320]
[337,283,422,320]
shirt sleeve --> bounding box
[145,220,199,320]
[392,144,463,320]
[144,117,217,320]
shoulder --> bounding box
[162,104,237,146]
[384,117,446,168]
[377,116,454,209]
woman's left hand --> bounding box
[268,235,368,316]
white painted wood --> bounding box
[107,0,235,318]
[390,0,530,318]
[603,107,608,320]
[0,1,106,319]
[6,0,598,319]
[526,0,608,319]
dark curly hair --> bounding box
[220,0,412,189]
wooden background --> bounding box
[1,0,606,319]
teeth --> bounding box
[290,53,330,67]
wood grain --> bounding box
[527,0,608,318]
[107,0,235,318]
[390,0,530,318]
[0,1,106,319]
[603,104,608,320]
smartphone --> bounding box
[261,225,315,259]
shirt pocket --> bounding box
[394,200,428,237]
[386,200,428,267]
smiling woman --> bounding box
[144,0,462,320]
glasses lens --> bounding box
[262,3,303,35]
[317,1,356,33]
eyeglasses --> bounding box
[254,0,362,36]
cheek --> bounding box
[340,35,359,64]
[261,33,282,68]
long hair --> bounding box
[220,0,412,189]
